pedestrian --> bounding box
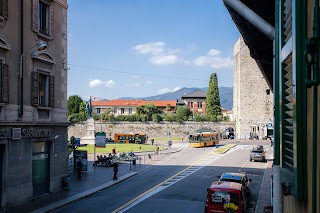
[151,138,154,145]
[113,161,119,180]
[76,157,84,180]
[156,145,159,154]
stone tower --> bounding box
[233,37,273,139]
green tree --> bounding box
[136,103,162,121]
[68,95,84,115]
[176,106,190,121]
[206,73,222,120]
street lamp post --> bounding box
[18,41,47,120]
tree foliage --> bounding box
[68,95,84,115]
[206,73,222,120]
[136,103,162,121]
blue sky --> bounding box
[67,0,240,100]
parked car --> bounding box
[250,145,267,162]
[218,172,252,199]
[205,181,249,213]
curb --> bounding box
[31,172,137,213]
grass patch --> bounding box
[224,144,236,148]
[154,137,181,141]
[214,147,230,154]
[77,144,164,154]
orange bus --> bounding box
[189,132,219,148]
[114,133,147,144]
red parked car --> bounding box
[205,181,249,213]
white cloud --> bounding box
[158,88,171,94]
[158,87,181,94]
[192,49,233,68]
[133,42,232,68]
[132,42,165,55]
[88,79,116,88]
[173,87,181,92]
[106,80,116,88]
[89,79,105,88]
[150,55,180,65]
[208,49,221,56]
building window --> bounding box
[121,108,125,114]
[97,108,101,114]
[32,71,54,107]
[0,59,2,100]
[39,1,49,35]
[0,59,8,103]
[198,102,202,108]
[114,108,117,113]
[129,108,132,114]
[0,0,8,19]
[39,73,49,106]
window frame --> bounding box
[38,72,49,107]
[0,59,2,100]
[38,1,50,35]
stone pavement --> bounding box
[1,142,274,213]
[255,156,273,213]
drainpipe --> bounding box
[223,0,275,40]
[18,0,24,120]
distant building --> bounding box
[233,37,273,139]
[0,0,68,208]
[91,100,177,116]
[181,90,207,115]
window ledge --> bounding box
[37,32,53,41]
[37,106,53,110]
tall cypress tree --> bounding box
[205,73,222,120]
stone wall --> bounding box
[233,37,274,139]
[68,121,236,139]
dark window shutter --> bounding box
[50,6,54,36]
[2,0,8,19]
[32,71,39,106]
[1,64,8,103]
[32,0,39,32]
[49,75,54,107]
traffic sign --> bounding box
[95,132,106,148]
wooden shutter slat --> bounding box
[32,72,39,106]
[2,0,8,19]
[1,64,8,103]
[49,75,54,107]
[32,0,39,32]
[50,6,54,36]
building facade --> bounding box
[225,0,320,212]
[0,0,68,208]
[233,37,274,139]
[181,90,207,116]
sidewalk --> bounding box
[2,147,180,213]
[255,159,273,213]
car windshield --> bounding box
[252,150,263,153]
[219,178,241,183]
[210,191,239,205]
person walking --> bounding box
[151,138,154,145]
[113,162,119,180]
[76,157,84,180]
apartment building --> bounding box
[0,0,68,208]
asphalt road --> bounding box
[52,143,272,213]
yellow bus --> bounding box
[188,132,219,148]
[114,133,147,144]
